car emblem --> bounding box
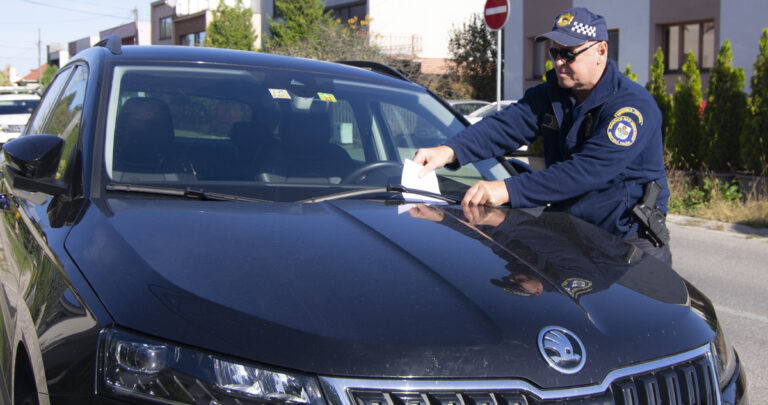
[538,326,586,374]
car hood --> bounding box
[66,198,713,388]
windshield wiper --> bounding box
[299,184,461,204]
[106,183,268,202]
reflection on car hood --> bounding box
[66,198,713,388]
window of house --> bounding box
[608,29,619,64]
[180,31,206,47]
[327,1,366,22]
[159,16,172,40]
[663,21,715,71]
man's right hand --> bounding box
[413,145,456,178]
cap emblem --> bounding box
[538,326,586,374]
[557,12,574,26]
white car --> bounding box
[465,99,516,124]
[0,87,41,144]
[465,100,527,154]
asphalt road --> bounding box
[667,215,768,403]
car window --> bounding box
[42,65,88,180]
[103,64,510,201]
[25,68,74,136]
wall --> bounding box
[503,0,525,100]
[152,1,175,45]
[577,0,651,85]
[519,0,571,95]
[720,0,766,92]
[650,0,719,93]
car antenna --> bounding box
[94,35,122,55]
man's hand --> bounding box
[462,180,510,206]
[413,145,456,178]
[461,205,506,227]
[407,203,445,222]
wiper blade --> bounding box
[300,184,461,204]
[105,183,268,202]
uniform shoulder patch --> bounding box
[607,115,637,146]
[614,106,644,126]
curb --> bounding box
[666,214,768,238]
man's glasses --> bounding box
[548,41,599,63]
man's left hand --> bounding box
[462,180,510,206]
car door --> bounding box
[0,63,100,403]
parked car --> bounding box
[465,99,517,124]
[0,86,40,145]
[0,36,746,404]
[447,99,490,116]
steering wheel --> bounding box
[343,161,403,184]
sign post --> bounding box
[483,0,509,111]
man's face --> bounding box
[550,41,606,93]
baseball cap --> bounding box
[536,8,609,47]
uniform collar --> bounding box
[545,59,618,111]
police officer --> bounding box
[414,7,671,264]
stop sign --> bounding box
[484,0,510,30]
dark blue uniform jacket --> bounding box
[445,60,669,238]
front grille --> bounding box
[612,356,717,405]
[320,345,720,405]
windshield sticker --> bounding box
[269,89,291,99]
[317,92,337,102]
[317,93,336,103]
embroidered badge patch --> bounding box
[557,12,574,26]
[561,278,593,298]
[607,115,637,146]
[614,107,644,126]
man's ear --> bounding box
[598,41,608,56]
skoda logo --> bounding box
[538,326,586,374]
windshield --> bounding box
[104,63,511,202]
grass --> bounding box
[667,169,768,229]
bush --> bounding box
[668,52,703,169]
[741,28,768,174]
[701,41,747,171]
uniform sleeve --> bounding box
[504,99,662,208]
[444,85,546,166]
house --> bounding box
[503,0,766,99]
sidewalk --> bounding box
[667,213,768,237]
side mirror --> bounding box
[2,134,67,196]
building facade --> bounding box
[504,0,765,99]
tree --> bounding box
[541,59,552,82]
[741,28,768,174]
[0,71,10,86]
[448,13,496,101]
[668,51,703,169]
[268,15,383,62]
[701,40,747,171]
[646,47,672,143]
[204,0,257,51]
[623,64,638,82]
[41,64,58,89]
[267,0,332,49]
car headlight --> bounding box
[98,328,325,404]
[711,320,737,389]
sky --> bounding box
[1,0,154,77]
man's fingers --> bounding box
[462,181,510,207]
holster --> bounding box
[631,181,670,247]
